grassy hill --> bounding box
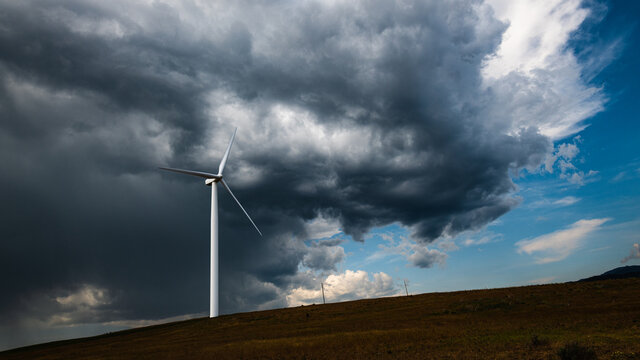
[2,278,640,359]
[580,265,640,282]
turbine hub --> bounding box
[205,177,221,186]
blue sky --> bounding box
[1,0,639,351]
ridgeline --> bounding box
[2,277,640,359]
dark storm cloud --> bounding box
[302,239,346,271]
[0,0,563,338]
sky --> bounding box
[1,0,639,351]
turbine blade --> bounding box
[158,167,218,179]
[217,128,237,175]
[220,178,262,236]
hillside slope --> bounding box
[579,265,640,282]
[2,278,640,360]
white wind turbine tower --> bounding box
[159,128,261,318]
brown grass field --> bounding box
[2,278,640,359]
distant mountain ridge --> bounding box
[579,265,640,282]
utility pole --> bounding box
[404,279,409,296]
[321,282,326,304]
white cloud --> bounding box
[304,214,342,240]
[564,169,599,185]
[530,196,581,208]
[556,143,580,160]
[528,276,556,285]
[621,243,640,263]
[407,246,447,269]
[484,0,606,140]
[552,196,581,206]
[437,238,459,251]
[47,285,113,326]
[461,232,502,247]
[55,285,109,309]
[484,0,588,79]
[541,136,599,186]
[463,236,489,246]
[611,171,627,183]
[610,165,640,183]
[516,218,611,263]
[366,231,447,268]
[286,270,397,306]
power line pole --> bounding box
[404,279,409,296]
[321,282,326,304]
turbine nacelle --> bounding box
[205,177,221,186]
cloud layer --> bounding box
[516,218,610,263]
[621,243,640,263]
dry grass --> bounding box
[2,278,640,359]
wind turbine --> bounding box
[159,128,261,318]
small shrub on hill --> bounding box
[529,334,549,348]
[557,342,597,360]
